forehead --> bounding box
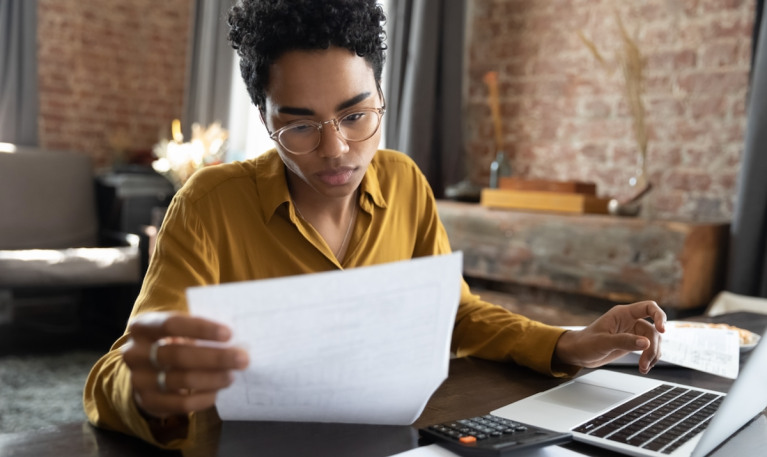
[266,47,376,110]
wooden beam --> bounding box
[438,201,729,310]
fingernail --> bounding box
[636,338,649,348]
[217,327,230,340]
[236,352,248,367]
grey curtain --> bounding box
[727,11,767,298]
[0,0,38,146]
[183,0,236,135]
[385,0,466,197]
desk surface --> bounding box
[1,312,765,457]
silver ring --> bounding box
[149,338,170,370]
[157,370,167,393]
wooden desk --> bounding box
[1,312,765,457]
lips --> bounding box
[315,167,357,186]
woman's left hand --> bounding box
[554,301,666,374]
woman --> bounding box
[84,0,665,448]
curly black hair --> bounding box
[227,0,387,110]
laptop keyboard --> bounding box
[572,384,724,454]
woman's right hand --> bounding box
[121,312,250,419]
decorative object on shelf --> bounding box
[608,182,654,217]
[152,119,228,190]
[578,12,651,214]
[483,71,512,188]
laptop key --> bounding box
[589,425,621,438]
[643,438,667,451]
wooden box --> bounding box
[499,178,597,195]
[480,188,611,214]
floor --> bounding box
[0,351,102,434]
[0,285,614,435]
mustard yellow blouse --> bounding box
[83,149,577,449]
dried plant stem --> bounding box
[578,11,648,188]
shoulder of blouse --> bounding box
[173,151,279,205]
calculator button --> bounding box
[484,415,495,420]
[459,428,470,433]
[490,431,502,437]
[449,423,460,428]
[458,420,470,425]
[471,417,483,422]
[515,426,528,432]
[502,428,515,434]
[476,434,488,440]
[459,436,477,444]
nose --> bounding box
[315,120,349,159]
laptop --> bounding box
[490,328,767,457]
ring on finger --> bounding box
[157,370,168,393]
[149,338,170,370]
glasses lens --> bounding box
[279,123,320,154]
[339,110,381,142]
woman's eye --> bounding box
[290,124,313,132]
[342,112,366,123]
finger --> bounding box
[151,344,248,371]
[624,301,667,333]
[123,341,248,371]
[596,332,651,354]
[634,319,661,373]
[132,369,235,393]
[129,312,232,342]
[135,390,218,417]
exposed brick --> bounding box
[689,96,729,118]
[703,15,754,40]
[700,41,740,67]
[646,144,683,168]
[37,0,192,166]
[667,170,713,191]
[466,0,752,221]
[678,71,749,94]
[580,143,609,161]
[580,99,612,118]
[701,0,745,12]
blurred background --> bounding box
[1,0,766,438]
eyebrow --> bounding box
[276,91,372,116]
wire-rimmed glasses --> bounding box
[265,95,386,155]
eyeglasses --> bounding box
[264,92,386,155]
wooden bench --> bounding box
[437,201,729,311]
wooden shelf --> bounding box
[438,201,729,310]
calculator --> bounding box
[418,414,572,456]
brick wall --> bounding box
[466,0,755,221]
[37,0,192,167]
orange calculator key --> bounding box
[459,436,477,444]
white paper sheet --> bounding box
[389,444,586,457]
[659,325,740,379]
[560,324,741,377]
[187,252,463,424]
